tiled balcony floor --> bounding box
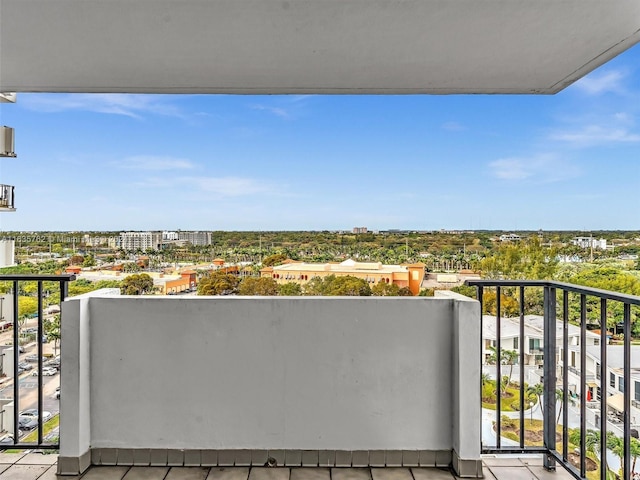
[0,453,576,480]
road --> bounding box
[0,320,60,439]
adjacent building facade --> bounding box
[261,259,425,295]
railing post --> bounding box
[543,285,557,470]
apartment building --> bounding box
[261,259,425,295]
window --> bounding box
[529,338,541,352]
[571,351,576,368]
[594,338,600,346]
[619,377,624,393]
[635,382,640,402]
[610,372,616,388]
[596,362,601,380]
[513,337,519,350]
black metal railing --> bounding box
[467,279,640,480]
[0,274,74,450]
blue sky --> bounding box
[1,46,639,232]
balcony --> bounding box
[0,184,16,211]
[1,276,639,480]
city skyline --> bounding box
[0,45,639,231]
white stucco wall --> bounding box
[60,294,480,461]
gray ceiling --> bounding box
[1,0,639,94]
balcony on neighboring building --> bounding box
[0,184,16,211]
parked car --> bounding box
[20,409,52,421]
[54,386,60,399]
[18,415,38,431]
[25,354,39,362]
[31,367,57,376]
[0,434,14,444]
[18,362,32,370]
[45,358,60,369]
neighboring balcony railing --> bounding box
[0,184,15,211]
[0,274,75,450]
[467,279,640,480]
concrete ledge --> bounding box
[452,451,483,478]
[57,449,464,474]
[57,450,90,475]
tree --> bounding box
[556,388,564,424]
[631,436,640,476]
[238,277,279,296]
[527,383,544,409]
[480,238,558,280]
[18,296,38,319]
[122,262,141,273]
[69,255,84,265]
[82,254,96,267]
[279,282,302,296]
[262,253,288,267]
[487,346,518,386]
[372,282,401,296]
[197,271,240,296]
[45,314,61,356]
[323,275,372,296]
[120,274,155,295]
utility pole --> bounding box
[590,233,594,263]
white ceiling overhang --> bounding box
[1,0,639,95]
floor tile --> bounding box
[0,464,50,480]
[487,466,539,480]
[479,465,497,480]
[482,457,525,467]
[526,465,576,479]
[331,468,371,480]
[38,465,72,480]
[123,466,170,480]
[290,467,330,480]
[81,465,131,479]
[249,467,291,480]
[0,452,28,464]
[411,467,455,480]
[16,453,58,465]
[207,467,250,480]
[370,468,413,480]
[166,467,210,480]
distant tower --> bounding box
[0,93,18,267]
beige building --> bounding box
[261,259,425,295]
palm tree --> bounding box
[527,383,544,410]
[569,428,610,475]
[556,389,564,424]
[481,372,491,387]
[606,431,624,478]
[631,436,640,477]
[487,346,518,387]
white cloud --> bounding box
[184,176,276,196]
[135,176,280,197]
[573,70,626,95]
[550,125,640,147]
[442,121,466,132]
[114,155,195,171]
[250,104,290,119]
[489,154,580,183]
[21,93,185,119]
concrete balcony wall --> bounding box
[58,291,481,476]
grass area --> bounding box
[482,380,537,412]
[498,418,610,480]
[2,413,60,452]
[20,413,59,443]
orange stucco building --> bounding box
[261,259,425,295]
